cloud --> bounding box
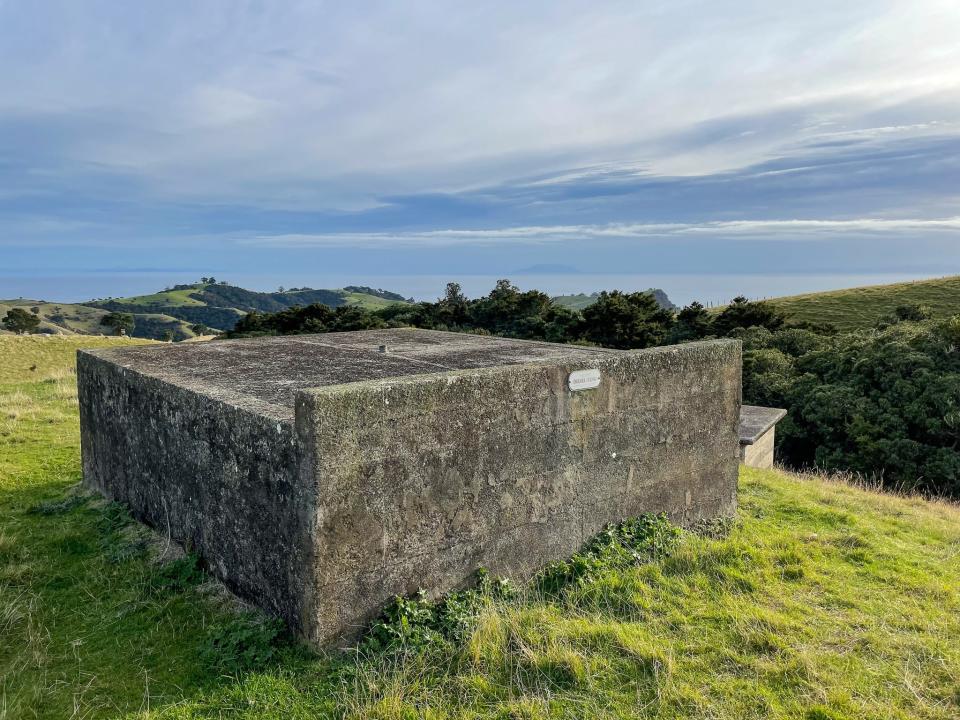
[246,217,960,249]
[1,1,959,210]
[1,0,959,284]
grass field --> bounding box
[0,301,108,336]
[2,336,959,719]
[0,301,200,340]
[109,286,208,307]
[757,275,960,331]
[0,336,156,384]
[103,284,408,312]
[2,284,406,340]
[341,290,407,310]
[551,294,600,311]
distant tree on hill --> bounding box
[343,286,409,303]
[875,303,934,330]
[190,323,209,335]
[581,291,674,349]
[669,301,713,342]
[443,282,467,305]
[467,280,579,341]
[435,282,469,327]
[101,312,135,336]
[3,308,41,334]
[896,303,933,321]
[712,296,785,336]
[887,303,933,324]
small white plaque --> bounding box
[568,368,601,391]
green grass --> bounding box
[2,337,959,718]
[551,294,600,311]
[2,284,405,339]
[0,335,156,384]
[340,290,409,310]
[104,284,405,311]
[0,301,109,336]
[0,301,200,340]
[753,275,960,331]
[110,285,208,307]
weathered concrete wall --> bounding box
[741,427,776,468]
[295,339,741,646]
[738,405,786,470]
[78,333,741,649]
[77,351,313,630]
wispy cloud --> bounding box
[2,1,959,207]
[1,1,958,279]
[247,218,960,248]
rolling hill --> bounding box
[0,299,201,341]
[2,282,411,340]
[552,288,676,311]
[746,275,960,331]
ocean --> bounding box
[0,271,950,307]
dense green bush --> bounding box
[2,307,41,334]
[581,290,674,348]
[230,279,670,345]
[741,317,960,496]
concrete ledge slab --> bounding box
[739,405,787,446]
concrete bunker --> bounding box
[78,328,742,647]
[739,405,787,469]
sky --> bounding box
[2,0,959,300]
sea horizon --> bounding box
[1,270,952,308]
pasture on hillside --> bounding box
[1,336,958,719]
[760,275,960,331]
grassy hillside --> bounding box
[87,282,410,332]
[0,335,156,383]
[551,293,601,311]
[755,275,960,331]
[0,300,199,341]
[342,290,406,310]
[553,289,676,312]
[3,282,410,340]
[107,286,208,307]
[2,336,958,719]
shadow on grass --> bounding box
[0,477,339,719]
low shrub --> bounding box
[202,613,286,674]
[362,515,681,654]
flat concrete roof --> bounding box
[82,328,615,422]
[739,404,787,445]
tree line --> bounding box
[230,279,788,347]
